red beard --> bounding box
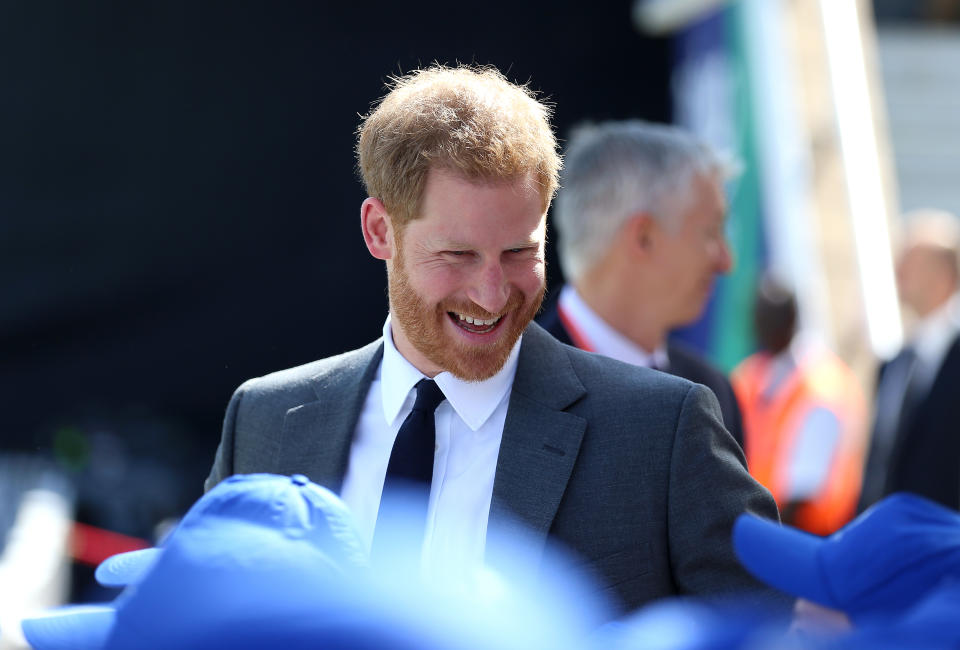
[389,248,545,382]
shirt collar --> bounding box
[559,285,669,369]
[380,315,521,432]
[910,292,960,369]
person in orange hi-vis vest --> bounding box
[733,277,868,535]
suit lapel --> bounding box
[489,323,587,555]
[272,325,587,552]
[275,340,384,492]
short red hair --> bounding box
[356,64,560,228]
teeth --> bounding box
[455,313,501,327]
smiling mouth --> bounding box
[448,311,503,334]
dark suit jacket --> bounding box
[206,322,787,615]
[872,335,960,510]
[537,294,745,449]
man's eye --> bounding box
[445,250,470,257]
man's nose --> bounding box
[466,262,510,314]
[715,237,733,274]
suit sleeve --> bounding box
[718,378,746,451]
[666,383,792,608]
[204,382,248,492]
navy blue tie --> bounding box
[383,379,445,486]
[372,379,445,560]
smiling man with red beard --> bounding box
[205,64,790,617]
[380,167,547,382]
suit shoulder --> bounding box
[668,340,723,379]
[668,340,734,388]
[238,339,383,402]
[554,336,727,450]
[562,338,696,396]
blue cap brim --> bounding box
[21,604,115,650]
[95,548,161,587]
[733,514,837,608]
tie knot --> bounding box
[412,379,445,413]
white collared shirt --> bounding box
[339,316,520,577]
[559,285,669,369]
[908,292,960,394]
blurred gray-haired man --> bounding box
[538,120,744,448]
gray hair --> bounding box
[553,120,730,282]
[901,208,960,279]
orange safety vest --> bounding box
[732,346,868,535]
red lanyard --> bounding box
[556,303,595,352]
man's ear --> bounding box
[361,197,395,260]
[623,213,657,259]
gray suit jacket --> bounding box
[206,323,786,614]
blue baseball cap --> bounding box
[93,548,160,588]
[24,475,602,650]
[595,598,789,650]
[733,493,960,622]
[836,579,960,649]
[22,473,370,649]
[94,472,368,589]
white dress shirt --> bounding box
[908,292,960,395]
[558,285,669,369]
[339,316,520,578]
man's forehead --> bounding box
[412,169,546,226]
[697,170,726,203]
[673,173,725,227]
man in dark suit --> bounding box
[860,209,960,511]
[538,120,744,448]
[206,65,786,615]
